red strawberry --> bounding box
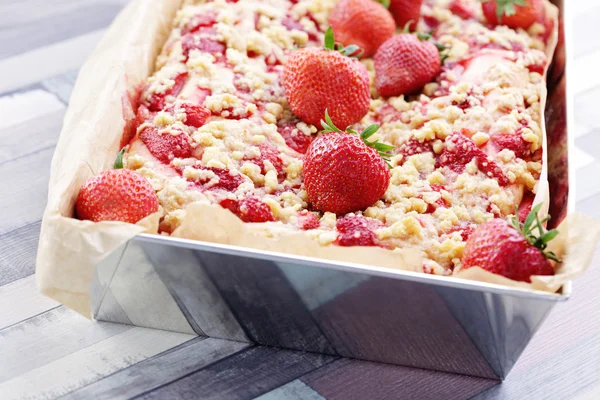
[374,34,440,98]
[76,167,159,224]
[335,214,383,247]
[481,0,543,30]
[184,166,246,192]
[397,137,435,163]
[304,113,392,214]
[297,210,321,230]
[491,132,531,159]
[181,11,218,35]
[219,197,275,223]
[180,103,211,128]
[388,0,423,31]
[462,204,558,282]
[439,132,509,186]
[450,0,475,20]
[139,126,192,164]
[329,0,395,58]
[146,72,188,112]
[284,27,371,129]
[244,144,285,180]
[277,123,313,154]
[182,35,226,61]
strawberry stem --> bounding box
[324,26,364,58]
[481,0,529,20]
[509,203,562,262]
[114,148,125,169]
[375,0,390,8]
[320,110,394,167]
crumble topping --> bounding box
[125,0,554,274]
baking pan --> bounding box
[91,0,571,380]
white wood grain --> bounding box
[0,307,131,382]
[0,147,53,235]
[0,30,106,93]
[0,327,194,400]
[0,222,41,286]
[0,90,64,130]
[0,275,59,330]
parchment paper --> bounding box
[36,0,599,319]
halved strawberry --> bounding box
[76,165,159,224]
[180,103,211,128]
[491,132,531,159]
[481,0,543,30]
[439,132,509,185]
[244,143,285,180]
[335,214,383,247]
[284,27,371,129]
[146,72,188,112]
[397,137,435,163]
[139,126,192,164]
[277,123,313,154]
[182,35,226,61]
[389,0,423,31]
[462,204,558,282]
[329,0,395,58]
[297,210,321,230]
[184,166,246,192]
[219,197,275,223]
[304,112,393,214]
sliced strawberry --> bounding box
[491,132,531,159]
[281,16,318,41]
[423,184,450,213]
[450,0,475,19]
[297,210,320,230]
[440,132,509,185]
[182,35,226,61]
[181,11,218,35]
[180,103,211,128]
[146,72,188,112]
[139,126,192,164]
[335,215,383,247]
[244,144,285,180]
[277,123,313,154]
[518,191,535,223]
[445,222,476,241]
[398,137,435,162]
[184,166,246,192]
[219,197,275,223]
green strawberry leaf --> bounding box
[324,26,335,50]
[114,148,125,169]
[509,203,562,262]
[480,0,528,20]
[375,0,390,8]
[361,124,380,140]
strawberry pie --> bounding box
[78,0,558,280]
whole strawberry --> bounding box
[76,152,159,224]
[374,33,440,98]
[462,204,559,282]
[389,0,423,31]
[329,0,395,58]
[284,27,371,129]
[304,112,393,214]
[482,0,543,30]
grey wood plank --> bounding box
[0,275,58,330]
[0,146,53,235]
[573,8,600,58]
[139,346,336,400]
[577,195,600,220]
[0,3,125,59]
[0,307,131,382]
[41,70,79,104]
[301,358,498,400]
[574,161,600,202]
[0,221,40,286]
[0,327,194,400]
[64,338,250,400]
[0,108,63,167]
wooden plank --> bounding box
[0,327,194,400]
[0,221,41,286]
[139,346,336,400]
[0,3,124,59]
[41,70,79,104]
[0,307,131,382]
[573,8,600,58]
[0,90,64,132]
[302,359,498,400]
[0,29,107,94]
[0,275,59,330]
[256,380,326,400]
[0,147,53,235]
[64,337,250,400]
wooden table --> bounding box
[1,1,600,399]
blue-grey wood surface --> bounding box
[1,0,600,399]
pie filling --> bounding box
[124,0,554,275]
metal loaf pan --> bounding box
[91,0,571,380]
